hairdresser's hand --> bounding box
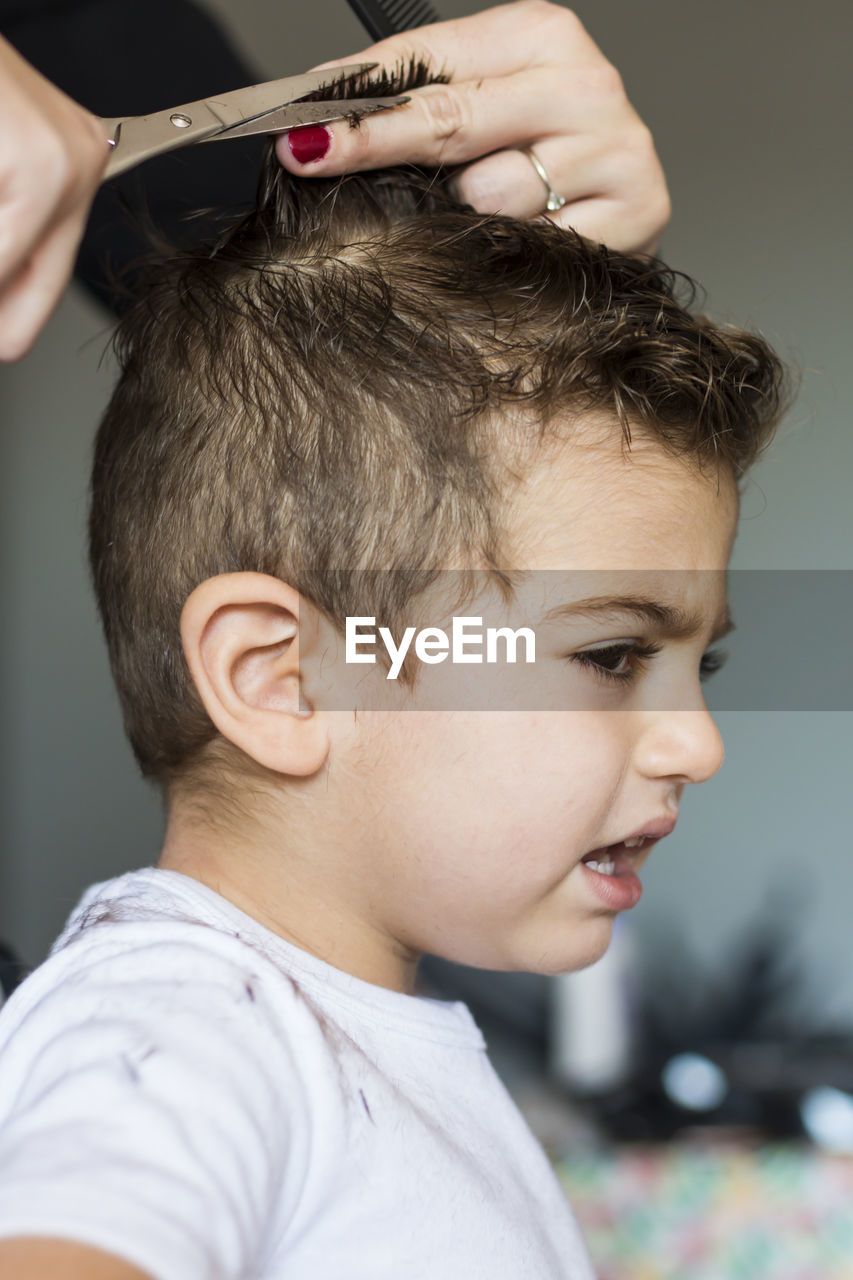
[276,0,670,254]
[0,35,110,361]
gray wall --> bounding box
[1,1,850,1028]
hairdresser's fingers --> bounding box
[276,1,670,252]
[544,155,667,253]
[283,65,603,170]
[452,133,668,254]
[277,1,619,176]
[0,88,108,284]
[276,59,633,176]
[0,209,88,360]
[542,195,649,250]
[0,35,110,360]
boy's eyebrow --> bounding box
[541,595,735,644]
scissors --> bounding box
[99,63,409,181]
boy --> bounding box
[0,74,787,1278]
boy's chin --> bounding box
[536,917,617,978]
[458,915,617,978]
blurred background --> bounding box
[1,1,851,1275]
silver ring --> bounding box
[522,147,566,212]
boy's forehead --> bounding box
[505,418,740,573]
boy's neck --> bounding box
[158,802,422,996]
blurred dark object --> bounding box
[578,899,853,1145]
[1,0,264,312]
[594,1033,853,1145]
[0,940,26,1000]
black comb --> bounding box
[345,0,442,41]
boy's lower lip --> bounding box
[578,842,647,911]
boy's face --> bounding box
[311,419,740,990]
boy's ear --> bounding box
[180,572,329,777]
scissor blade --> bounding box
[208,96,411,141]
[190,62,382,131]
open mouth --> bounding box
[580,837,649,878]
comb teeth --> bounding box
[346,0,441,41]
[381,0,441,29]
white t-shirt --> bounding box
[0,868,596,1280]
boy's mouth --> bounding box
[580,837,648,878]
[580,813,678,875]
[578,839,654,910]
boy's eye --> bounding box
[697,648,728,681]
[569,642,728,686]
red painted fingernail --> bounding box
[287,125,331,165]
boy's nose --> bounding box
[634,706,725,786]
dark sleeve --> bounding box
[1,0,267,312]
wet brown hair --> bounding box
[88,62,789,787]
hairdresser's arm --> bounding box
[0,1236,153,1279]
[279,0,669,254]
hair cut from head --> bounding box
[88,61,789,788]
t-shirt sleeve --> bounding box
[0,925,310,1280]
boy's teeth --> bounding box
[584,857,615,875]
[582,835,649,877]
